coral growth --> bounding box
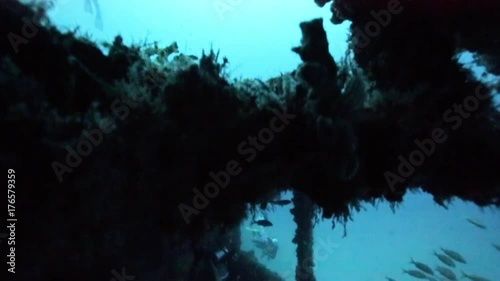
[1,0,500,280]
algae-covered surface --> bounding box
[1,1,499,280]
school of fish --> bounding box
[385,218,496,281]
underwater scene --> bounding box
[240,191,500,281]
[1,0,500,281]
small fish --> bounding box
[433,251,456,267]
[461,271,492,281]
[435,266,457,281]
[440,247,466,263]
[465,218,487,229]
[252,219,273,227]
[270,199,292,206]
[385,277,396,281]
[491,242,500,251]
[410,258,434,275]
[403,269,428,279]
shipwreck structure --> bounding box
[1,0,499,280]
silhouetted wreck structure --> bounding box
[1,0,499,280]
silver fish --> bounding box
[270,199,292,206]
[433,251,456,267]
[492,242,500,251]
[440,247,466,264]
[461,271,492,281]
[465,218,487,229]
[435,266,457,281]
[403,269,428,279]
[252,219,273,227]
[410,258,434,275]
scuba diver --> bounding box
[246,226,279,260]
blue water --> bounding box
[41,1,500,280]
[42,0,499,101]
[241,191,500,281]
[39,0,350,80]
